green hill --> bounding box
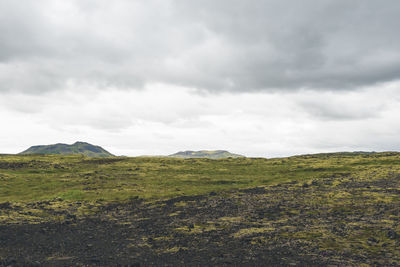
[19,142,114,157]
[169,150,245,159]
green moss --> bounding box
[58,190,85,200]
[233,227,275,238]
[1,152,400,224]
[161,246,188,253]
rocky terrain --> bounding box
[1,175,400,265]
[0,153,399,266]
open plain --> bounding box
[0,153,400,266]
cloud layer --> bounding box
[1,1,400,157]
[1,0,400,93]
[1,82,399,157]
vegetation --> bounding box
[0,152,399,265]
[0,151,379,204]
[19,141,114,157]
[168,150,244,159]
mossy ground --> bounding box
[0,152,399,265]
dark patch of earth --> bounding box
[1,175,400,266]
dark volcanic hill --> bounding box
[169,150,244,159]
[19,142,114,157]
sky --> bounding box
[1,0,400,157]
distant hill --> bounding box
[169,150,245,159]
[19,142,114,157]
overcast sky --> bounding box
[1,0,400,157]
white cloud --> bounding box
[1,81,400,157]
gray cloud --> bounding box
[295,89,388,121]
[1,82,400,156]
[1,0,400,94]
[298,98,382,121]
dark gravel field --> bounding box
[1,172,400,266]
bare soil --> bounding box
[1,174,400,266]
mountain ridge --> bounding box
[169,150,244,159]
[19,142,114,157]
